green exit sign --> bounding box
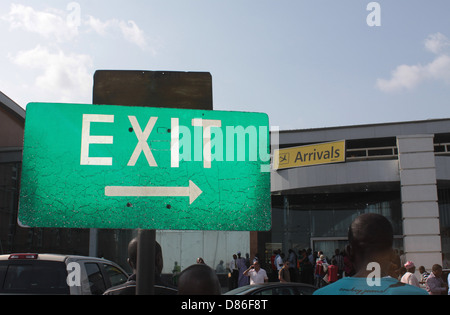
[19,102,271,231]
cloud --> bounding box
[376,33,450,92]
[85,15,114,36]
[85,16,153,52]
[10,45,93,102]
[2,3,78,42]
[119,20,151,51]
[2,4,156,103]
[376,64,423,92]
[424,32,450,54]
[2,3,153,51]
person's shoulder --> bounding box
[387,280,428,295]
[425,273,436,281]
[313,277,428,296]
[400,272,410,281]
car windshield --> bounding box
[0,260,70,294]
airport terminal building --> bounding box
[265,118,450,271]
[1,90,449,274]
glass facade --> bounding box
[269,191,403,259]
[438,188,450,265]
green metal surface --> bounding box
[19,103,271,231]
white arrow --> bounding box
[105,180,203,205]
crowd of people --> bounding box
[267,248,348,288]
[225,247,347,290]
[103,214,448,295]
[227,213,449,295]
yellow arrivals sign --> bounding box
[273,140,346,170]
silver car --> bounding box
[0,253,129,295]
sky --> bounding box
[1,0,450,130]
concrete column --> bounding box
[397,134,442,271]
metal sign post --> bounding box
[136,229,155,295]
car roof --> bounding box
[0,253,112,264]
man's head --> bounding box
[431,264,443,277]
[127,237,138,270]
[347,213,394,275]
[177,264,222,295]
[404,261,416,273]
[127,237,163,275]
[196,257,205,264]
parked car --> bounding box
[0,253,129,295]
[224,282,316,295]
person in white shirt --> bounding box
[243,260,268,285]
[400,261,420,288]
[275,251,284,271]
[448,273,450,295]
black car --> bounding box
[224,282,316,295]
